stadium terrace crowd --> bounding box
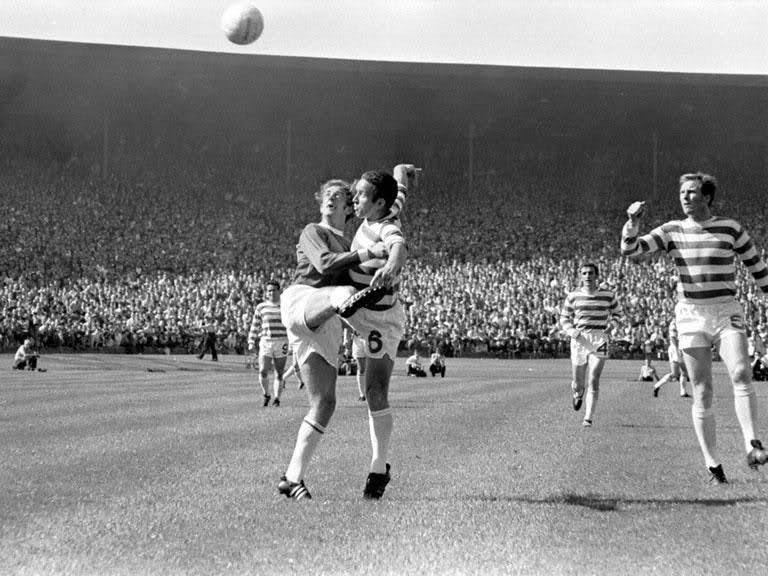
[3,165,768,359]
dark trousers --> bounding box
[430,364,446,377]
[198,332,218,360]
[14,356,38,370]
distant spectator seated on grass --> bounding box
[13,339,40,371]
[406,352,426,377]
[429,350,446,378]
[638,358,659,382]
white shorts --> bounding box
[668,345,681,364]
[281,284,343,368]
[259,338,289,360]
[343,300,405,360]
[570,330,608,365]
[674,301,745,349]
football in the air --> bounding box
[221,3,264,45]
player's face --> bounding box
[679,180,709,218]
[353,179,383,220]
[265,286,280,302]
[579,266,597,289]
[320,186,351,219]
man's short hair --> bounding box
[579,263,599,277]
[359,170,398,211]
[316,179,353,207]
[680,172,717,206]
[266,280,280,291]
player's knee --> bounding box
[731,364,752,386]
[310,394,336,419]
[691,387,714,408]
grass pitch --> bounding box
[2,353,768,575]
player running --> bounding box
[560,263,621,428]
[622,171,768,483]
[652,318,690,398]
[247,280,289,407]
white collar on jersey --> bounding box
[318,222,345,236]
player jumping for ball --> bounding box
[622,171,768,483]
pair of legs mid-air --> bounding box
[571,354,605,428]
[278,284,395,500]
[682,332,768,483]
[653,348,690,398]
[259,349,286,407]
[569,331,607,428]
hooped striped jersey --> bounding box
[248,300,287,348]
[560,288,620,334]
[349,217,405,310]
[622,216,768,303]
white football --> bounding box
[221,3,264,45]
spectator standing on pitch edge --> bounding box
[560,263,621,428]
[248,280,289,407]
[277,179,389,500]
[622,172,768,483]
[197,317,218,361]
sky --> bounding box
[1,0,767,74]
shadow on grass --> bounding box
[468,492,766,511]
[615,423,689,430]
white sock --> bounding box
[273,377,284,399]
[329,286,355,310]
[259,374,270,396]
[285,418,326,483]
[692,405,718,468]
[733,381,758,452]
[369,408,393,474]
[584,388,598,422]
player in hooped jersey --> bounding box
[652,318,690,399]
[622,171,768,483]
[560,263,621,427]
[277,166,414,501]
[247,280,289,407]
[342,165,417,500]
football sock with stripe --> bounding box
[285,418,326,483]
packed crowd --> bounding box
[3,164,768,359]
